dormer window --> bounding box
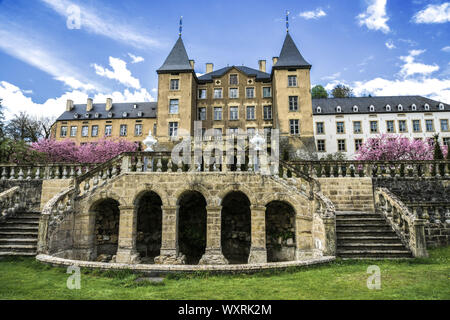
[316,106,321,113]
[84,113,90,118]
[122,112,128,117]
[73,113,79,119]
[369,105,375,112]
[439,103,444,110]
[411,104,417,111]
[94,113,100,118]
[386,104,391,111]
[398,104,403,111]
[133,104,138,109]
[336,106,342,113]
[424,104,430,111]
[138,111,143,117]
[108,112,113,118]
[353,105,358,112]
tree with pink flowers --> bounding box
[31,138,138,163]
[355,134,448,161]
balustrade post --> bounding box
[199,206,228,265]
[248,205,267,263]
[116,205,140,264]
[155,205,185,264]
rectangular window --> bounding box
[289,96,298,111]
[214,88,223,99]
[426,119,434,132]
[288,75,297,87]
[440,119,449,131]
[229,88,238,99]
[370,121,378,133]
[337,139,346,152]
[135,124,142,136]
[198,89,207,99]
[263,87,272,98]
[228,127,238,137]
[263,106,272,120]
[246,106,255,120]
[355,139,363,151]
[81,126,89,137]
[105,125,112,136]
[170,79,179,90]
[412,120,421,132]
[247,127,256,137]
[317,140,326,152]
[336,122,345,134]
[60,126,67,137]
[229,107,238,120]
[289,119,299,135]
[169,122,178,137]
[316,122,324,134]
[443,137,450,146]
[246,87,255,98]
[229,74,238,85]
[214,107,222,121]
[91,125,98,137]
[70,126,77,137]
[398,120,407,133]
[386,120,395,133]
[169,99,179,114]
[198,107,206,121]
[353,121,362,134]
[120,124,127,136]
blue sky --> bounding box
[0,0,449,119]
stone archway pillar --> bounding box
[116,205,140,264]
[73,209,96,261]
[154,205,185,264]
[295,216,315,260]
[199,205,228,265]
[248,205,267,264]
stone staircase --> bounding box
[336,211,412,259]
[0,212,40,256]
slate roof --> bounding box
[157,37,193,73]
[273,33,311,70]
[312,96,450,115]
[198,66,271,83]
[56,102,157,121]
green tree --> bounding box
[331,84,354,98]
[311,85,328,99]
[433,134,444,160]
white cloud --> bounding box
[399,50,439,78]
[413,3,450,24]
[0,81,155,120]
[299,9,327,20]
[93,57,141,89]
[321,72,341,81]
[442,46,450,52]
[385,40,396,49]
[357,0,390,33]
[40,0,162,49]
[128,53,144,64]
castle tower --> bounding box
[156,35,197,145]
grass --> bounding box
[0,246,449,300]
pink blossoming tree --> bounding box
[355,134,448,161]
[31,138,138,163]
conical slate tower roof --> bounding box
[157,37,193,73]
[273,33,311,70]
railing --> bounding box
[375,187,428,257]
[0,186,22,222]
[0,163,92,180]
[286,160,450,179]
[403,202,450,225]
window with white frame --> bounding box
[120,124,127,136]
[426,119,434,132]
[81,126,89,137]
[135,124,142,136]
[169,122,178,137]
[70,126,77,137]
[289,96,298,111]
[198,89,207,99]
[105,125,112,136]
[386,120,395,133]
[169,99,179,114]
[336,122,345,134]
[288,75,297,87]
[229,107,238,120]
[263,105,272,120]
[412,120,421,132]
[246,87,255,98]
[60,126,67,137]
[441,119,449,131]
[355,139,363,151]
[170,79,179,90]
[289,119,299,135]
[353,121,361,134]
[198,107,206,121]
[337,139,346,152]
[214,107,222,120]
[263,87,272,98]
[317,140,326,152]
[316,122,324,134]
[214,88,223,99]
[229,74,238,85]
[398,120,407,133]
[246,106,255,120]
[229,88,238,99]
[91,125,98,137]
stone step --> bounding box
[336,219,386,226]
[0,244,37,254]
[3,219,39,225]
[336,212,381,219]
[337,243,406,251]
[0,238,37,244]
[8,213,41,219]
[337,250,412,259]
[0,231,38,238]
[337,230,398,237]
[0,251,36,256]
[336,225,393,231]
[0,225,39,231]
[337,236,403,244]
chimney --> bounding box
[86,98,93,112]
[189,60,195,69]
[106,98,112,111]
[272,57,278,65]
[66,99,74,112]
[206,63,213,74]
[258,60,266,73]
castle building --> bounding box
[52,31,450,159]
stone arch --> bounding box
[221,191,252,264]
[133,188,168,207]
[135,190,163,263]
[177,190,208,264]
[261,193,301,212]
[265,200,297,262]
[173,184,212,207]
[218,185,257,208]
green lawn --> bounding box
[0,246,449,300]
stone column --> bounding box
[73,210,96,261]
[411,219,428,258]
[248,205,267,263]
[322,217,336,256]
[154,205,185,264]
[199,205,228,264]
[116,205,140,264]
[295,216,315,260]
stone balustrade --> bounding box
[0,186,22,222]
[0,163,91,180]
[375,187,428,257]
